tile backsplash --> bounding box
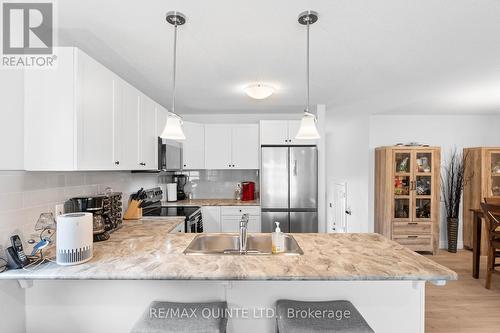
[167,170,259,199]
[0,171,160,251]
[0,169,259,254]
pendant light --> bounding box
[160,11,186,140]
[295,10,320,140]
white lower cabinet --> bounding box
[220,206,261,233]
[202,207,222,233]
[202,206,261,233]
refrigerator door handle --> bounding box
[293,159,297,176]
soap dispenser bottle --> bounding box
[272,221,284,254]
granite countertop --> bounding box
[0,219,457,282]
[161,199,260,206]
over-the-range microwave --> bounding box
[158,137,182,171]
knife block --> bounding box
[124,200,142,220]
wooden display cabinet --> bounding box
[463,147,500,255]
[375,146,441,254]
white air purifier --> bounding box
[56,213,93,266]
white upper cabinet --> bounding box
[205,124,233,169]
[182,121,205,169]
[76,51,115,170]
[259,120,289,145]
[156,105,167,137]
[138,95,157,170]
[231,124,259,169]
[24,47,160,171]
[260,120,317,145]
[205,124,259,169]
[287,120,316,145]
[113,79,140,170]
[25,47,78,170]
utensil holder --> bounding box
[124,200,142,220]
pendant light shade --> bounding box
[161,114,186,140]
[160,11,186,141]
[295,111,320,139]
[295,10,320,140]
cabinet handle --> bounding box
[232,164,235,167]
[408,222,418,225]
[139,162,146,166]
[407,235,418,238]
[114,161,120,165]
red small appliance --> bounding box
[241,182,255,201]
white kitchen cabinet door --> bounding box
[287,120,317,145]
[231,124,259,169]
[76,51,115,170]
[221,215,261,233]
[202,207,221,233]
[205,124,232,169]
[113,79,140,170]
[156,105,168,137]
[24,47,77,170]
[183,122,205,169]
[259,120,289,145]
[138,95,157,169]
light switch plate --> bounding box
[55,204,64,216]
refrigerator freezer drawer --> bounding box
[261,211,289,233]
[221,206,261,216]
[290,211,318,233]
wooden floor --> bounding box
[425,250,500,333]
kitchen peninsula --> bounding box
[0,217,456,333]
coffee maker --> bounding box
[68,196,110,242]
[172,174,187,200]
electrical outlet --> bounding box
[55,204,65,216]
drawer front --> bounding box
[393,222,432,235]
[221,206,260,216]
[221,216,261,233]
[393,235,432,251]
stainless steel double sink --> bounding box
[183,233,304,255]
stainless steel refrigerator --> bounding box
[261,146,318,233]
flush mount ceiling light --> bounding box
[160,11,186,141]
[295,10,320,140]
[244,83,274,100]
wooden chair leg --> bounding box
[485,245,494,289]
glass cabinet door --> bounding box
[414,151,433,220]
[393,151,412,221]
[490,151,500,197]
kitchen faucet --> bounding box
[239,214,249,254]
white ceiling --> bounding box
[57,0,500,115]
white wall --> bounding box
[0,70,24,170]
[325,113,370,233]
